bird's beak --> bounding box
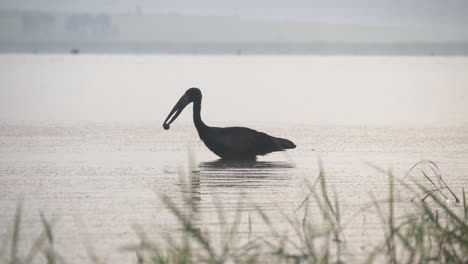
[163,93,190,130]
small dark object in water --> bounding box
[70,48,80,54]
[163,88,296,159]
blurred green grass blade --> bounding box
[10,200,23,264]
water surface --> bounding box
[0,55,467,263]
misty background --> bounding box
[0,0,468,54]
[1,55,467,125]
[1,1,468,125]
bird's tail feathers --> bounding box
[272,137,296,150]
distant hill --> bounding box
[0,9,467,55]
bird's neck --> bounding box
[193,100,207,131]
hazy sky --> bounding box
[1,55,467,126]
[1,2,467,125]
[1,0,468,30]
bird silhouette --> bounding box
[163,88,296,159]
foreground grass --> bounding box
[2,160,467,263]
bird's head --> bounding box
[185,87,202,102]
[163,87,202,130]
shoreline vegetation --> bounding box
[2,160,467,263]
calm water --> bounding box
[1,123,467,262]
[0,55,467,263]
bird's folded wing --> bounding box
[213,129,259,153]
[213,128,278,155]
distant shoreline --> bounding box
[1,42,468,56]
[2,9,468,56]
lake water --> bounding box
[0,55,467,263]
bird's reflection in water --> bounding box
[194,158,296,188]
[179,158,296,222]
[199,159,295,170]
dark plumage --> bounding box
[163,88,296,159]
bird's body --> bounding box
[163,88,296,159]
[197,126,295,159]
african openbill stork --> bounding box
[163,88,296,159]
